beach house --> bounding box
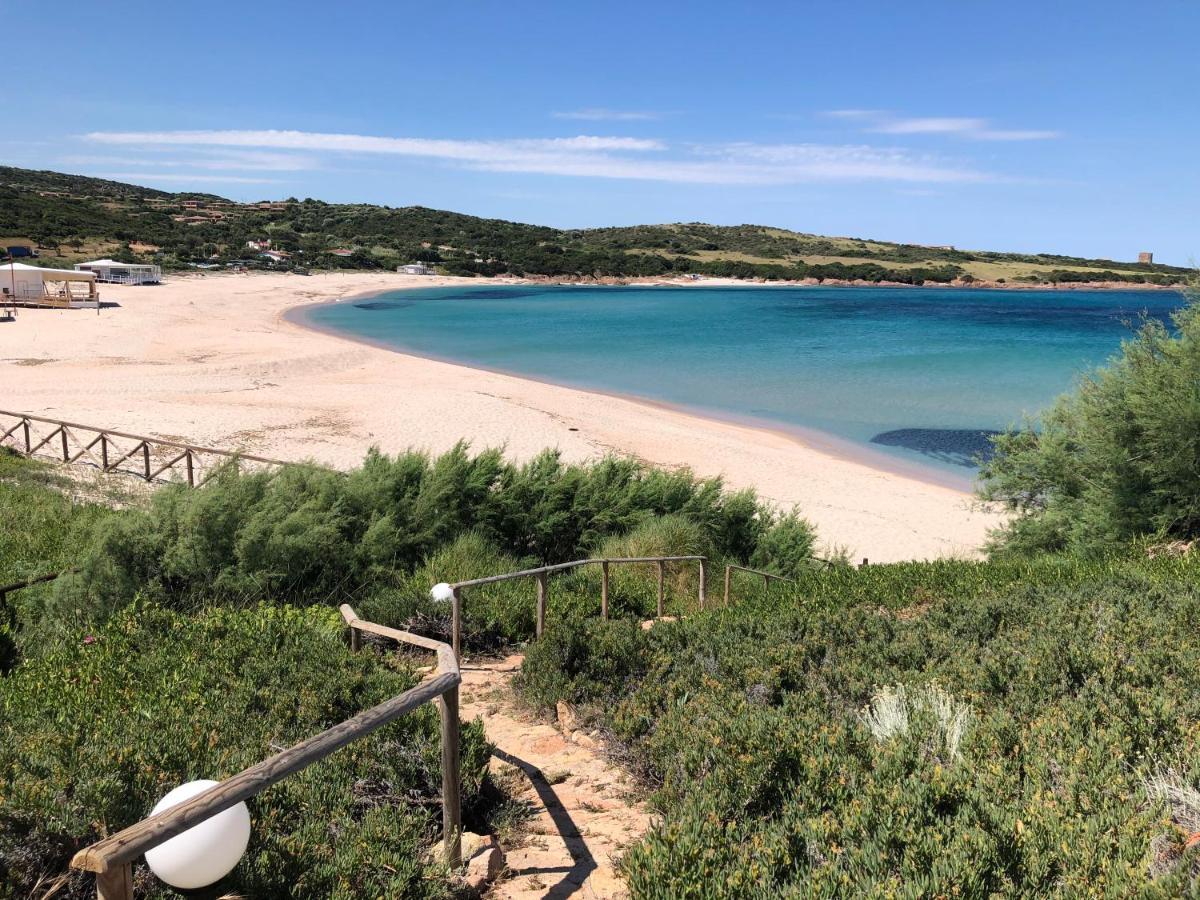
[398,263,435,275]
[2,263,98,308]
[74,259,162,285]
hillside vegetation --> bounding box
[2,166,1188,285]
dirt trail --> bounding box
[459,654,652,899]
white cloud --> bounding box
[826,111,1060,141]
[83,128,993,185]
[552,108,660,121]
[61,150,317,171]
[874,117,989,135]
[823,109,886,119]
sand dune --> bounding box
[0,271,1004,562]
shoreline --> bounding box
[510,273,1184,292]
[284,292,977,493]
[1,271,1005,561]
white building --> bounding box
[2,262,98,308]
[398,263,434,275]
[75,259,162,285]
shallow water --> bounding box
[305,284,1184,484]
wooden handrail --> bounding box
[0,410,285,465]
[0,409,291,486]
[0,570,63,604]
[722,563,793,606]
[70,605,462,898]
[446,555,710,656]
[445,554,804,658]
[449,555,704,590]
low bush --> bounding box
[41,446,816,643]
[0,603,490,899]
[981,290,1200,557]
[519,551,1200,896]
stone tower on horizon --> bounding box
[1138,251,1154,264]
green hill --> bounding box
[0,166,1189,285]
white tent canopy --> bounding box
[3,262,98,307]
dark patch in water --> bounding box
[455,288,544,300]
[353,300,414,310]
[870,428,1002,468]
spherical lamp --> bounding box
[144,780,251,889]
[430,582,455,603]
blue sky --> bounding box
[5,1,1197,264]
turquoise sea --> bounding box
[301,285,1185,486]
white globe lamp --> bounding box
[430,582,455,603]
[144,779,251,889]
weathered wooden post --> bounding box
[698,558,707,610]
[349,622,361,653]
[861,557,869,568]
[185,449,195,487]
[451,587,462,660]
[763,572,770,591]
[440,684,462,868]
[600,560,610,620]
[141,443,151,481]
[21,418,30,456]
[60,427,69,462]
[724,565,732,606]
[100,434,109,471]
[96,864,133,900]
[656,561,665,617]
[536,571,548,638]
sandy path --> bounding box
[461,654,650,898]
[0,271,1003,561]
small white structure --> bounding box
[2,262,98,308]
[75,259,162,285]
[398,263,434,275]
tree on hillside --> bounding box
[979,281,1200,556]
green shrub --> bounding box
[750,510,818,578]
[980,289,1200,556]
[0,451,119,669]
[45,447,810,638]
[0,603,490,899]
[519,552,1200,896]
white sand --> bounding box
[0,271,1004,561]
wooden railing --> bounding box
[69,605,462,900]
[0,570,63,607]
[0,410,288,486]
[722,563,792,605]
[446,555,790,659]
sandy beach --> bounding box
[0,272,1004,562]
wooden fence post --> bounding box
[95,863,133,900]
[349,623,361,653]
[451,588,462,660]
[185,450,194,487]
[60,427,69,462]
[763,573,770,591]
[698,558,707,610]
[141,443,151,481]
[100,434,109,472]
[656,561,665,618]
[600,560,609,620]
[536,572,548,638]
[22,419,30,455]
[440,684,462,869]
[724,566,732,606]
